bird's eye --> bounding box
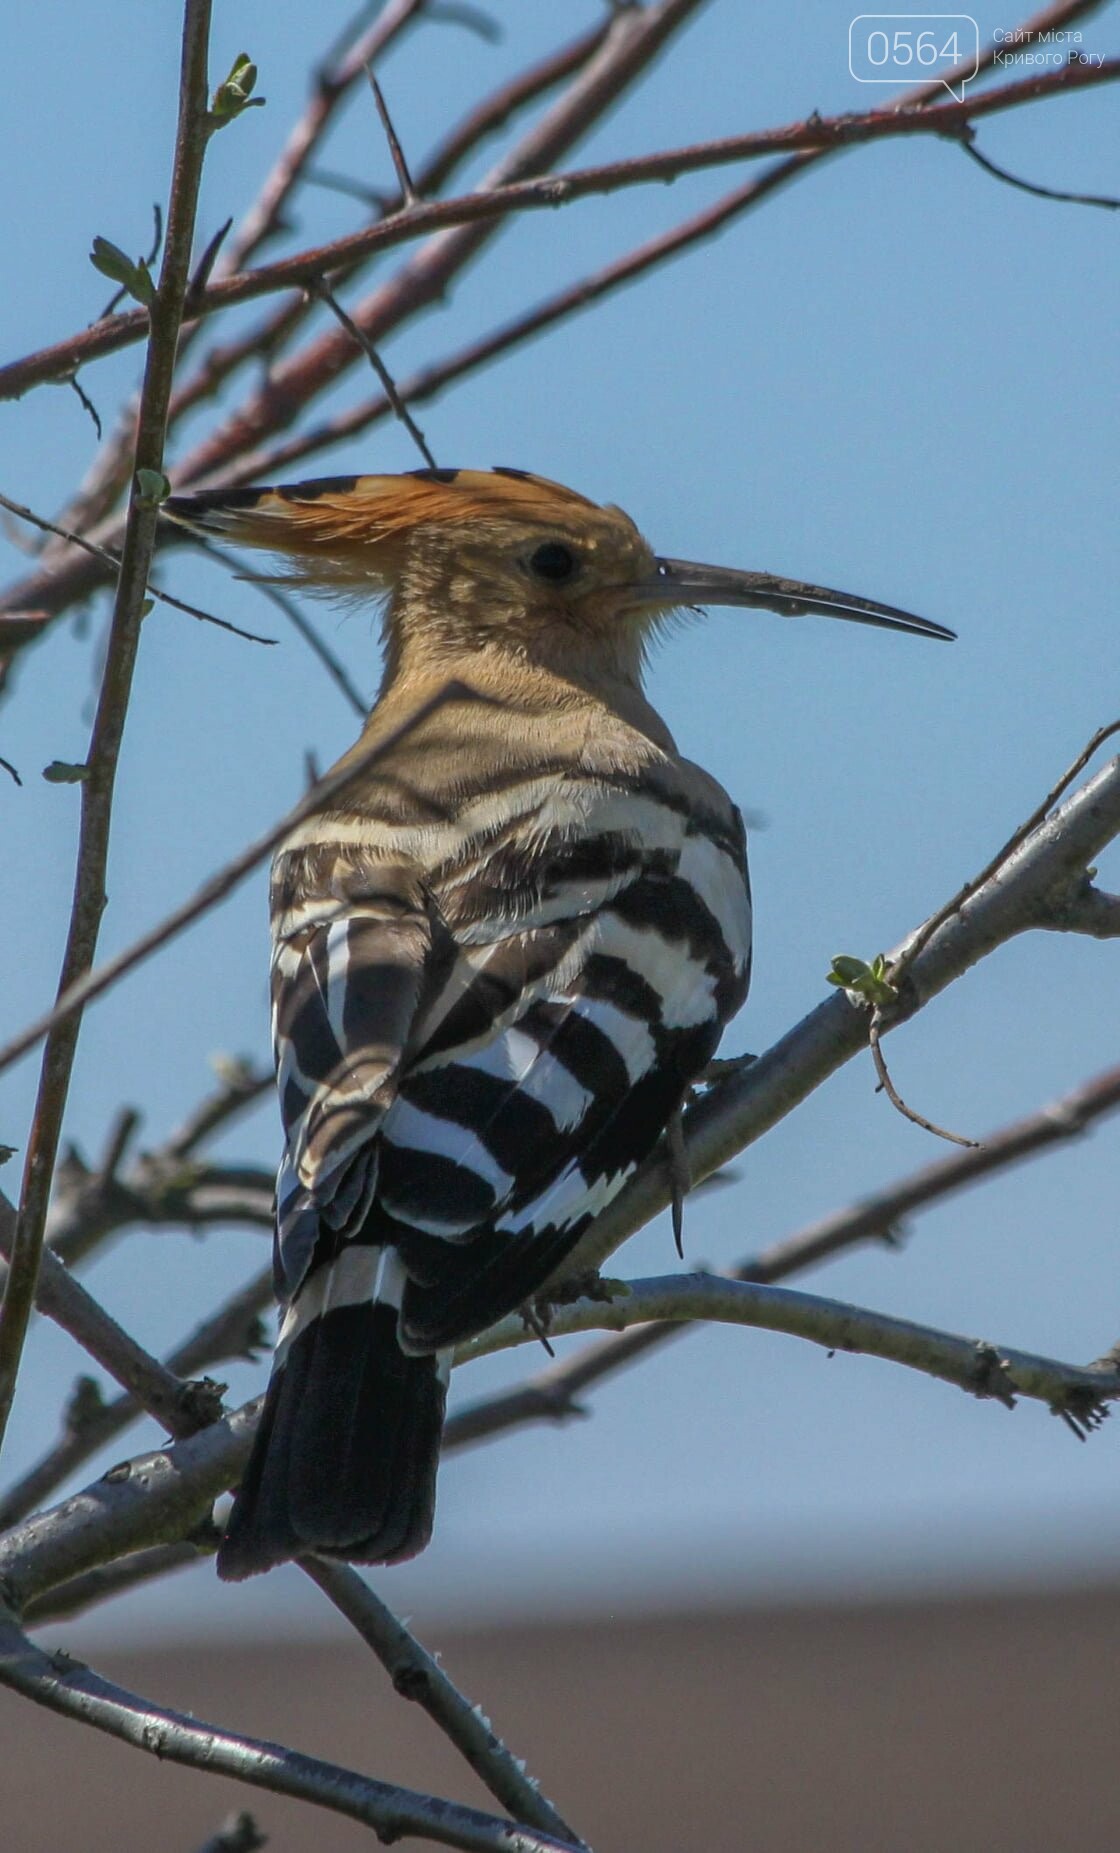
[528,542,578,583]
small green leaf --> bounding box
[826,952,897,1008]
[210,51,265,126]
[0,1143,16,1166]
[135,469,171,508]
[42,760,90,784]
[89,235,155,306]
[139,598,155,619]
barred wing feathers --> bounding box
[217,768,750,1578]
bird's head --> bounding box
[165,466,952,687]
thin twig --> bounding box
[0,684,477,1078]
[0,1614,581,1853]
[201,538,368,715]
[230,152,806,485]
[852,721,1120,1146]
[308,279,438,467]
[867,1014,979,1148]
[0,0,219,1461]
[0,490,276,645]
[157,15,610,456]
[164,1060,272,1160]
[68,375,103,440]
[4,52,1117,400]
[3,3,1088,628]
[365,68,418,206]
[303,1560,586,1848]
[961,135,1120,209]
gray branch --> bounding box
[23,1536,214,1626]
[0,1190,222,1439]
[447,1055,1120,1451]
[0,1611,581,1853]
[459,1274,1120,1435]
[0,1264,272,1529]
[304,1560,586,1848]
[563,750,1120,1282]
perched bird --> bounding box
[165,467,951,1579]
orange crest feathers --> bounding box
[163,467,602,590]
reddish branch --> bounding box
[1,56,1114,403]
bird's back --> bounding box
[271,664,751,1347]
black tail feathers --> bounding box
[217,1299,446,1581]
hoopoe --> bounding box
[165,467,951,1578]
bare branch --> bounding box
[0,27,235,1436]
[0,490,277,645]
[563,748,1120,1282]
[0,1264,271,1529]
[1037,881,1120,938]
[961,135,1120,210]
[308,280,438,468]
[0,684,479,1079]
[447,1057,1120,1452]
[157,14,611,468]
[230,154,805,485]
[889,720,1120,985]
[459,1272,1120,1435]
[365,69,418,207]
[22,1535,216,1627]
[218,0,429,279]
[303,1560,586,1848]
[3,52,1116,401]
[0,1189,223,1441]
[0,1401,260,1611]
[164,1060,272,1162]
[0,1612,582,1853]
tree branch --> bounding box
[0,0,218,1458]
[303,1560,586,1848]
[0,1190,223,1442]
[33,13,611,573]
[445,1054,1120,1450]
[0,1402,260,1612]
[0,1264,271,1529]
[0,684,478,1079]
[561,747,1120,1282]
[22,1535,216,1627]
[0,1612,582,1853]
[459,1273,1120,1436]
[3,51,1114,402]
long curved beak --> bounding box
[631,559,955,642]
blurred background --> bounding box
[0,1,1117,1844]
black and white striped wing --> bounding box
[380,805,753,1349]
[269,860,441,1304]
[270,794,751,1350]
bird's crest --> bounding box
[165,467,603,588]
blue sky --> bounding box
[1,1,1118,1643]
